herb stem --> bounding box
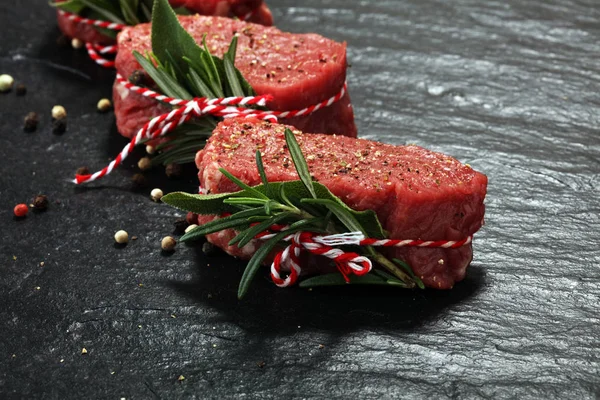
[271,203,301,214]
[369,250,415,288]
[273,203,315,221]
[299,210,316,221]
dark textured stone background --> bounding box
[1,0,599,398]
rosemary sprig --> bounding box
[57,0,257,165]
[140,0,255,100]
[299,271,410,288]
[144,117,216,166]
[162,128,423,299]
[131,0,257,165]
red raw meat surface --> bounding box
[195,119,488,289]
[56,0,273,44]
[112,15,356,139]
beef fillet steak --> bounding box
[195,119,488,289]
[113,15,357,139]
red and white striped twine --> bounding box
[59,8,258,68]
[115,74,274,109]
[74,74,347,184]
[62,6,455,287]
[58,9,127,31]
[85,43,118,68]
[258,229,473,287]
[58,9,123,68]
[74,78,273,184]
[116,74,347,121]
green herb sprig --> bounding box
[56,0,257,165]
[136,0,254,100]
[162,128,424,299]
[131,0,256,165]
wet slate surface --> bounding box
[1,0,599,398]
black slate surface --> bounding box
[1,1,599,398]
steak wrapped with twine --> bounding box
[162,119,488,297]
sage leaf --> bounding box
[133,51,192,99]
[161,191,235,215]
[151,0,203,79]
[180,207,268,241]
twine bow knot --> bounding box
[270,231,372,287]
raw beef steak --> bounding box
[113,15,356,139]
[195,119,488,289]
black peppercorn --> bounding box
[32,195,48,210]
[76,166,90,176]
[23,112,39,132]
[129,70,146,86]
[131,173,147,187]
